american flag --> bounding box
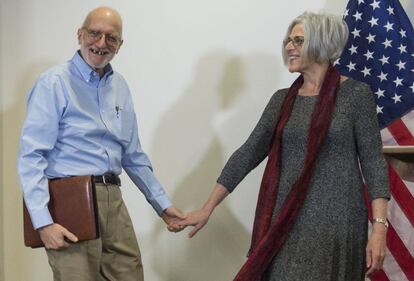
[335,0,414,280]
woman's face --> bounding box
[284,24,308,73]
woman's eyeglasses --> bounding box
[283,36,305,47]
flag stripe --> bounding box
[386,223,414,280]
[371,269,390,281]
[381,127,399,146]
[382,248,409,281]
[387,119,414,145]
[388,166,414,228]
[404,180,414,197]
[401,110,414,136]
[388,197,414,257]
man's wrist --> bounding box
[37,223,54,232]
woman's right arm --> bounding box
[216,90,285,192]
[181,183,229,237]
[181,90,285,237]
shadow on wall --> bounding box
[148,50,281,281]
[3,61,56,281]
[149,51,247,281]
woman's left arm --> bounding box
[351,82,390,277]
[366,198,388,277]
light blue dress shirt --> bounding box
[17,51,172,229]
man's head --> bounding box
[77,7,123,75]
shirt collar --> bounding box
[71,51,114,83]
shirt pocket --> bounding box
[113,108,134,142]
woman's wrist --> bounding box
[371,222,388,235]
[201,202,215,215]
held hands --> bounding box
[161,206,187,233]
[365,224,387,277]
[38,223,78,250]
[161,206,212,237]
[163,185,228,235]
[179,207,212,238]
[166,184,228,236]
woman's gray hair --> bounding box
[282,12,349,65]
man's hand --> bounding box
[38,223,78,250]
[161,207,186,233]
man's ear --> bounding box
[115,40,124,54]
[77,28,82,44]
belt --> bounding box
[94,174,121,186]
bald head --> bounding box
[82,6,123,37]
[77,6,124,76]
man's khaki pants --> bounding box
[46,184,144,281]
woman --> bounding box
[181,12,389,281]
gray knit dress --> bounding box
[217,78,390,281]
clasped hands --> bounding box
[162,206,211,237]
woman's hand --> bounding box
[365,224,387,277]
[179,207,212,238]
[179,183,229,238]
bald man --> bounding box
[17,7,184,281]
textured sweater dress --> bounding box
[217,78,390,281]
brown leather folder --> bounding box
[23,175,99,248]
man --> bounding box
[17,6,184,281]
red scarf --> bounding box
[233,65,340,281]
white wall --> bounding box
[1,1,413,280]
[0,0,4,278]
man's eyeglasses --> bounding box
[82,28,122,48]
[283,36,305,47]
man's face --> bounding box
[77,14,123,73]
